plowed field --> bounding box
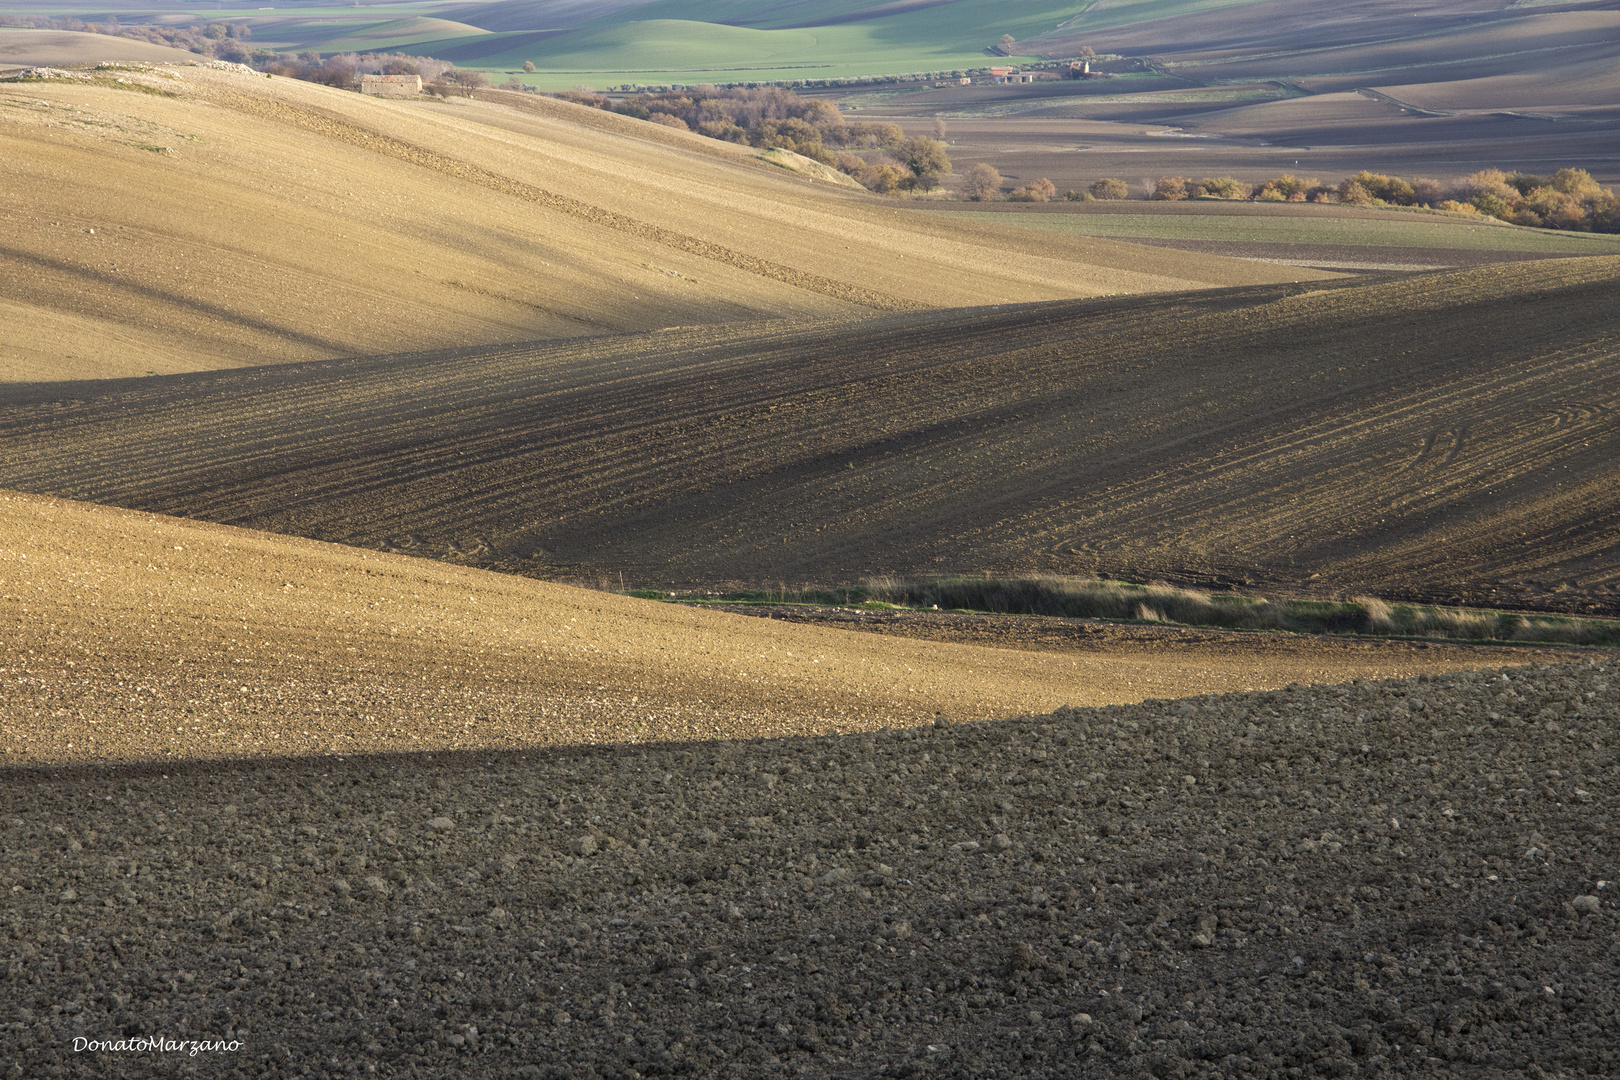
[4,650,1616,1079]
[4,34,1619,1078]
[2,491,1540,768]
[4,257,1616,616]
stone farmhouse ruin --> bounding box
[360,74,421,98]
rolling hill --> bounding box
[1,489,1513,766]
[433,0,650,34]
[281,16,494,55]
[1028,0,1620,124]
[407,0,1080,82]
[0,27,204,68]
[819,0,1619,191]
[3,256,1616,616]
[0,62,1315,382]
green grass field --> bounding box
[0,0,1270,86]
[383,0,1090,86]
[289,16,492,54]
[1046,0,1272,34]
[932,208,1620,253]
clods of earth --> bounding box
[2,661,1616,1078]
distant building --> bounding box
[360,74,422,98]
[989,66,1015,83]
[1069,60,1092,78]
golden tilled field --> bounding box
[0,62,1320,383]
[4,257,1616,616]
[1,491,1543,768]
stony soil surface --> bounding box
[2,659,1615,1078]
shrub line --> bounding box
[624,577,1620,648]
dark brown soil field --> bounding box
[3,657,1615,1078]
[4,257,1616,617]
[3,498,1615,1078]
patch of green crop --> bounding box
[405,0,1090,88]
[297,17,495,54]
[1049,0,1273,34]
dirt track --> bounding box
[2,659,1615,1078]
[4,258,1616,617]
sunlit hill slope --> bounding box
[0,60,1320,382]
